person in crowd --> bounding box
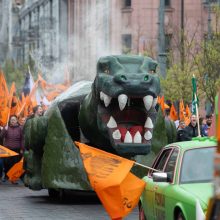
[184,114,202,140]
[201,115,212,136]
[0,115,24,183]
[33,105,44,117]
[0,126,4,181]
[19,117,26,127]
[177,120,187,141]
[25,105,44,122]
[200,117,207,136]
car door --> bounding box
[152,148,179,220]
[146,148,173,220]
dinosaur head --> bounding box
[89,55,161,156]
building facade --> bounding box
[9,0,218,80]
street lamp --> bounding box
[158,0,167,77]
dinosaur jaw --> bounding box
[97,92,157,156]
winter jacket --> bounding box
[0,125,24,150]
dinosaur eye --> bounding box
[144,75,149,81]
[104,68,110,74]
[149,70,155,74]
[101,64,110,74]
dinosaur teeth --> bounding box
[143,95,153,111]
[133,131,142,143]
[107,116,117,128]
[124,131,132,143]
[112,129,121,140]
[152,97,158,108]
[102,92,112,107]
[100,91,104,101]
[144,130,152,141]
[144,117,154,129]
[118,94,128,111]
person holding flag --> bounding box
[184,75,202,140]
[0,115,24,183]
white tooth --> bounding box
[143,95,153,111]
[144,117,154,129]
[152,97,158,108]
[112,129,121,140]
[107,116,117,128]
[144,131,152,141]
[100,91,104,101]
[118,94,128,111]
[103,93,112,107]
[124,131,132,143]
[133,131,142,143]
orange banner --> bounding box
[169,104,178,121]
[75,142,146,220]
[0,145,19,158]
[7,157,24,183]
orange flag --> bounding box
[6,82,16,122]
[185,104,191,118]
[169,104,178,121]
[0,145,19,158]
[75,142,146,220]
[0,70,9,98]
[7,157,24,183]
[0,70,9,126]
[0,107,10,126]
[179,100,185,120]
[160,96,165,113]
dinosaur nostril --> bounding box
[144,75,149,81]
[120,75,127,81]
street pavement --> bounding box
[0,180,139,220]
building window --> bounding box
[124,0,131,7]
[122,34,132,54]
[165,34,172,52]
[165,0,171,7]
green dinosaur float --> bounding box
[23,55,176,195]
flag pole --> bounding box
[134,162,160,172]
[192,74,201,136]
[194,93,201,136]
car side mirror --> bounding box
[152,172,168,182]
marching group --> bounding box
[0,105,44,184]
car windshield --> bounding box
[180,147,215,184]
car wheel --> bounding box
[139,203,147,220]
[176,211,185,220]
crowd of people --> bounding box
[0,105,44,184]
[176,114,212,142]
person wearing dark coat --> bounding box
[177,120,188,141]
[184,114,201,141]
[0,115,24,178]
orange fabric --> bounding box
[185,117,190,126]
[0,106,10,126]
[169,104,178,121]
[0,145,19,158]
[0,70,9,97]
[10,95,19,116]
[185,104,191,118]
[179,100,185,120]
[160,96,165,112]
[75,142,146,220]
[4,82,16,124]
[7,157,24,182]
[157,96,161,104]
